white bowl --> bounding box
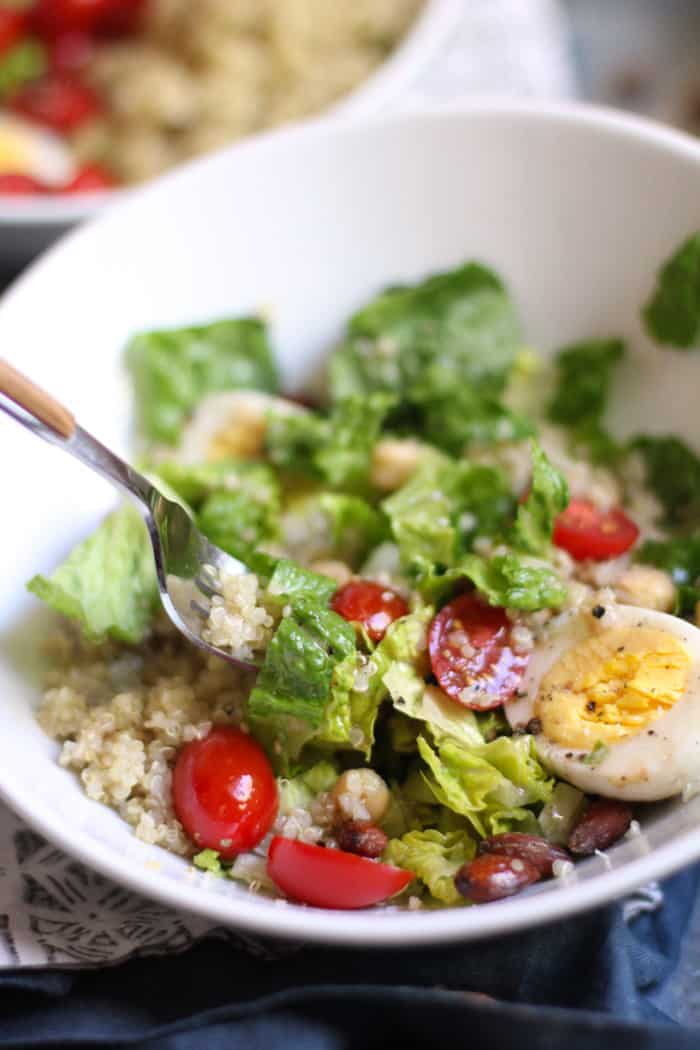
[2,102,700,947]
[0,0,462,272]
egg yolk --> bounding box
[536,626,691,748]
[207,412,267,461]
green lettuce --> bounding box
[384,668,484,749]
[417,734,553,838]
[266,394,394,491]
[633,435,700,528]
[415,387,534,456]
[28,504,159,644]
[384,828,475,906]
[547,339,624,425]
[511,441,569,555]
[418,551,567,611]
[329,263,521,405]
[0,39,46,98]
[636,533,700,616]
[643,232,700,347]
[280,493,386,568]
[126,318,278,444]
[277,760,338,815]
[266,559,337,606]
[153,459,279,508]
[247,598,356,767]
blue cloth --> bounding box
[0,865,698,1049]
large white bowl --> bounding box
[0,0,462,272]
[2,102,700,947]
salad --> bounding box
[0,0,421,192]
[31,232,700,911]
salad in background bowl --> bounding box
[3,103,700,944]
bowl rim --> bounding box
[0,0,463,228]
[4,99,700,946]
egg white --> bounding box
[0,116,74,185]
[505,604,700,801]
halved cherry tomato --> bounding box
[32,0,144,37]
[330,580,408,642]
[48,30,94,71]
[9,72,100,132]
[0,9,27,55]
[428,593,528,709]
[63,162,115,191]
[553,498,639,561]
[172,726,278,860]
[266,837,413,909]
[0,173,47,194]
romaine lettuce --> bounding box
[511,440,569,555]
[547,339,624,426]
[126,318,278,444]
[643,232,700,348]
[633,435,700,528]
[384,828,475,906]
[28,504,159,644]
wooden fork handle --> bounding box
[0,358,75,439]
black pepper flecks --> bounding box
[592,605,606,619]
[586,700,596,712]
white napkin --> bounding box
[1,0,581,968]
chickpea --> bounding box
[614,565,676,613]
[370,439,423,492]
[331,769,390,824]
[309,560,353,587]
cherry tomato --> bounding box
[172,726,278,860]
[0,9,26,55]
[32,0,144,37]
[62,162,115,191]
[330,580,408,642]
[553,498,639,561]
[48,30,94,71]
[266,837,413,909]
[428,593,528,709]
[9,72,100,132]
[0,173,47,194]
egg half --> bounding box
[178,391,305,463]
[505,603,700,801]
[0,115,73,185]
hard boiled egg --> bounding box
[505,602,700,801]
[0,115,74,185]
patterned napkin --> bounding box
[0,0,577,968]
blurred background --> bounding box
[1,0,700,272]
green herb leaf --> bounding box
[511,441,569,555]
[193,849,223,875]
[126,318,278,445]
[582,741,609,768]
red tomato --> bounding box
[428,593,528,709]
[48,30,94,71]
[330,580,408,642]
[553,498,639,561]
[172,726,278,860]
[0,9,26,55]
[266,837,413,909]
[9,72,101,132]
[32,0,144,37]
[0,173,47,194]
[62,162,115,191]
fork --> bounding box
[0,358,253,668]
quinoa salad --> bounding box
[0,0,422,193]
[30,233,700,910]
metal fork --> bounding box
[0,358,253,668]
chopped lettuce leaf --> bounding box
[385,671,485,750]
[193,849,223,875]
[277,760,338,815]
[511,441,569,555]
[126,318,278,444]
[197,489,278,557]
[329,263,521,405]
[28,504,159,644]
[266,394,394,491]
[417,733,553,838]
[382,459,514,578]
[152,459,279,510]
[632,435,700,527]
[387,713,421,754]
[280,492,386,569]
[248,597,355,767]
[636,532,700,616]
[417,386,534,456]
[384,828,475,906]
[0,39,47,98]
[418,551,567,611]
[643,232,700,347]
[267,560,338,606]
[547,339,624,426]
